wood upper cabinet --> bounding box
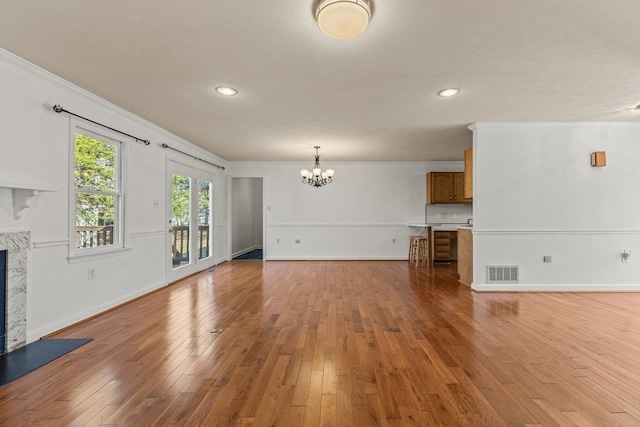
[454,173,472,204]
[426,172,472,204]
[426,173,454,204]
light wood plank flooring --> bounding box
[1,261,640,426]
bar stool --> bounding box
[415,237,429,266]
[408,236,429,266]
[408,236,420,263]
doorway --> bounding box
[168,160,217,283]
[230,178,264,260]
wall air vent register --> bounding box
[486,265,519,283]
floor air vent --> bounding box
[486,265,519,283]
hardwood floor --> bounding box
[2,261,640,426]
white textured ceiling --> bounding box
[1,1,639,161]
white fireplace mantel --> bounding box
[0,184,56,220]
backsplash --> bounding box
[425,204,472,224]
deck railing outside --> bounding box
[77,225,210,263]
[171,225,210,265]
[76,226,114,248]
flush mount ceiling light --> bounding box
[215,86,237,96]
[300,146,334,188]
[315,0,372,39]
[438,88,460,97]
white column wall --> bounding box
[472,123,640,291]
[0,49,228,341]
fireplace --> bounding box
[0,230,29,354]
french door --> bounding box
[167,161,216,283]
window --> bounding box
[70,124,124,255]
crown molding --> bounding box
[228,160,464,168]
[0,47,227,167]
[471,122,640,130]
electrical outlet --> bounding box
[392,238,397,244]
[153,200,159,208]
[88,267,96,280]
[453,213,458,219]
[622,250,631,263]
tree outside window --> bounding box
[74,132,121,249]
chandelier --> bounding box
[300,146,335,188]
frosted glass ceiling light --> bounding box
[300,146,334,188]
[315,0,371,39]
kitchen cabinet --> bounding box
[464,148,473,199]
[426,172,472,204]
[433,231,457,261]
[457,227,473,286]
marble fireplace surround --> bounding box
[0,230,29,353]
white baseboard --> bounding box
[471,283,640,292]
[265,256,408,261]
[26,279,167,343]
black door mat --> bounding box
[0,338,92,387]
[233,249,263,260]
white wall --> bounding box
[229,161,463,260]
[0,48,228,342]
[472,123,640,291]
[253,178,264,248]
[231,178,263,256]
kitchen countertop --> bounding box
[408,223,471,231]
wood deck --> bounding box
[2,260,640,426]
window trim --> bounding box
[68,119,128,260]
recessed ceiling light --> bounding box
[215,86,237,96]
[438,88,460,97]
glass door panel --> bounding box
[171,173,191,269]
[198,180,212,260]
[168,160,216,283]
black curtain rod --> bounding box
[51,104,151,145]
[161,143,225,170]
